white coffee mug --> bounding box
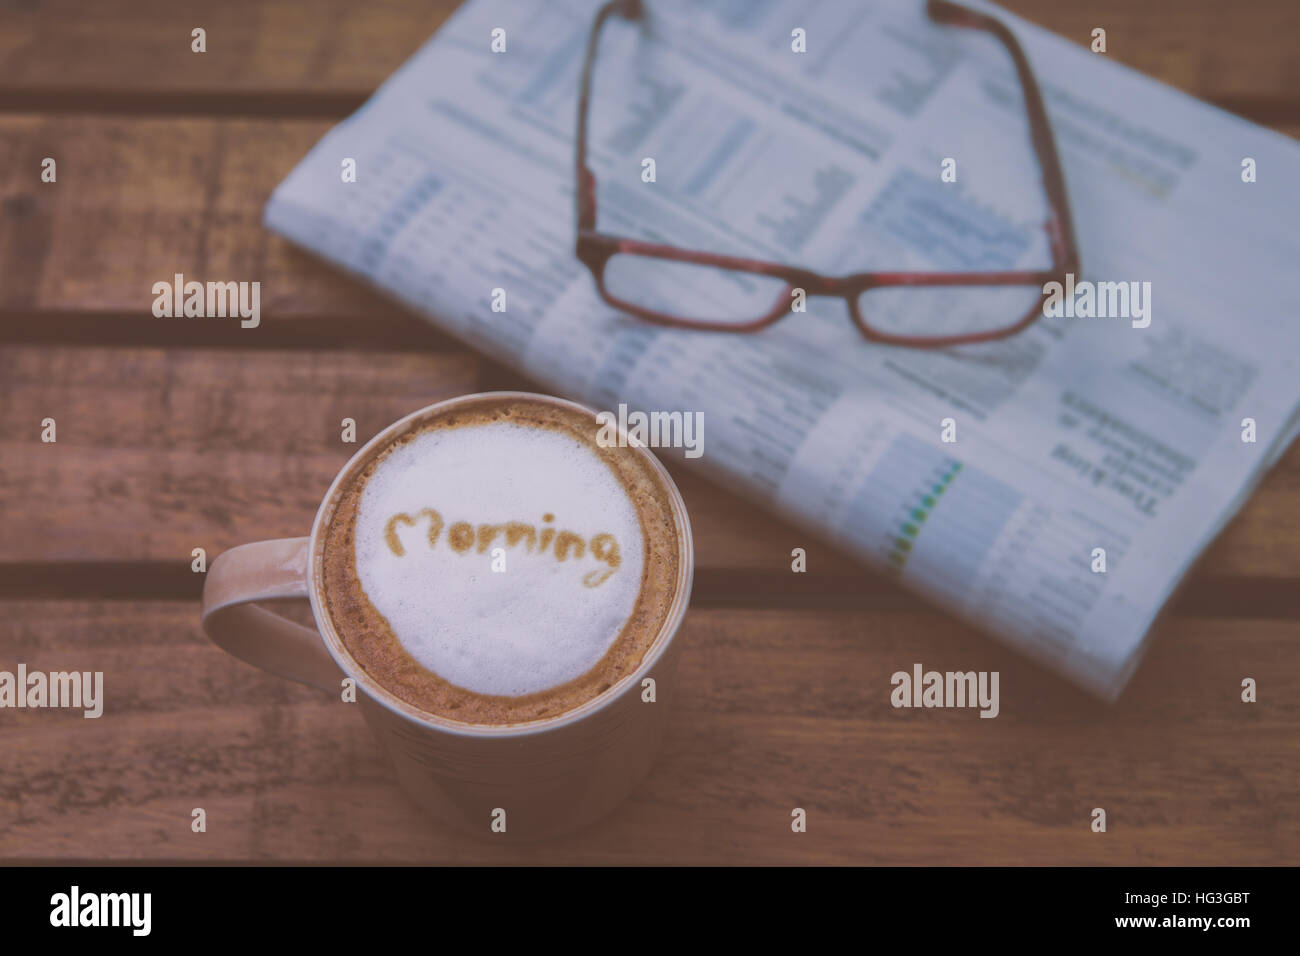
[201,392,694,839]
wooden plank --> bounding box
[0,117,404,325]
[2,109,1298,581]
[0,0,460,98]
[3,115,1297,329]
[0,346,480,561]
[1,0,1297,114]
[1,344,1297,582]
[0,343,851,576]
[0,600,1294,863]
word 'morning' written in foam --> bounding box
[382,509,621,588]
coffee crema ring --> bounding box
[382,508,622,589]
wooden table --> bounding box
[1,0,1297,865]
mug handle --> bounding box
[201,538,344,692]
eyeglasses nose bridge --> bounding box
[791,274,870,299]
[615,0,643,21]
[786,272,850,298]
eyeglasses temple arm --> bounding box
[576,0,645,233]
[927,0,1080,273]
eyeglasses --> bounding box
[574,0,1080,348]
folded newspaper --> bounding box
[265,0,1300,700]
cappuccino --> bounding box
[320,395,682,725]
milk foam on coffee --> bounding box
[353,421,645,697]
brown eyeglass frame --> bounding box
[574,0,1081,347]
